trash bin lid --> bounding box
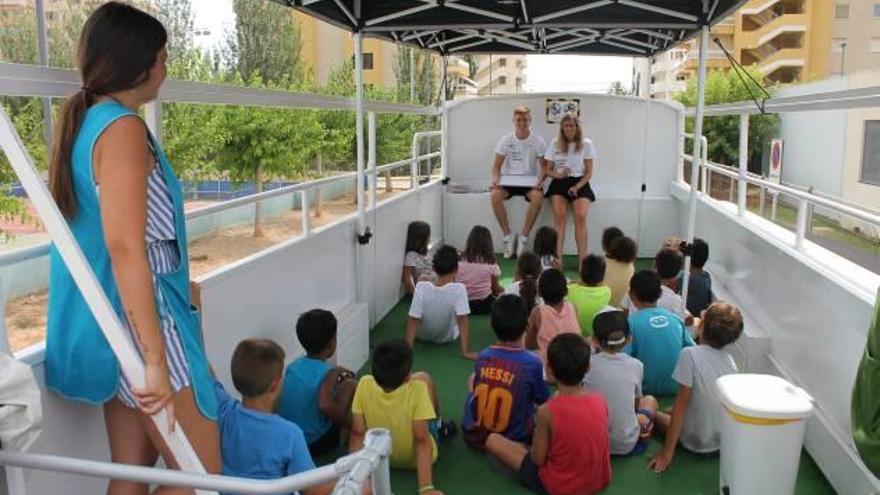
[717,374,814,420]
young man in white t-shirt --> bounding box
[406,245,477,359]
[490,106,548,258]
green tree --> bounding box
[674,67,779,172]
[226,0,304,85]
[393,47,438,106]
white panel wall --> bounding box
[671,184,880,494]
[443,94,682,255]
[199,219,359,389]
[777,78,848,197]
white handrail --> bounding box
[0,62,439,115]
[0,428,393,495]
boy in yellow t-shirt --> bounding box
[349,339,455,495]
[568,254,612,337]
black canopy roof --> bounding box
[271,0,747,57]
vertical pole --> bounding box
[144,101,163,147]
[489,54,493,95]
[411,134,419,189]
[354,32,366,234]
[368,111,377,209]
[795,198,808,250]
[315,154,323,218]
[680,24,710,319]
[35,0,53,159]
[759,185,765,217]
[410,47,416,102]
[300,190,310,237]
[737,113,748,215]
[771,192,778,221]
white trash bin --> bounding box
[716,374,814,495]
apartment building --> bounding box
[473,54,527,95]
[646,0,832,99]
[830,1,880,76]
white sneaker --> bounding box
[516,234,529,257]
[502,234,515,258]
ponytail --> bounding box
[49,89,93,219]
[520,275,538,314]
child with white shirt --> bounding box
[648,302,743,473]
[406,244,477,360]
[621,247,695,327]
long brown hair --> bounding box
[515,251,541,314]
[49,2,167,218]
[462,225,496,264]
[555,113,583,154]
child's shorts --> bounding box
[469,294,496,315]
[308,425,340,458]
[517,454,550,495]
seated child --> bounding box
[648,302,743,473]
[621,247,694,326]
[456,225,503,315]
[403,221,434,295]
[602,226,624,252]
[624,270,695,395]
[350,340,454,495]
[583,311,658,456]
[406,244,476,359]
[603,234,637,307]
[503,250,543,313]
[679,238,715,316]
[463,294,550,448]
[526,269,581,364]
[533,226,562,272]
[278,309,357,457]
[485,333,612,495]
[567,254,612,337]
[214,338,356,495]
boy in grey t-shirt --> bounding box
[648,302,744,473]
[583,311,658,455]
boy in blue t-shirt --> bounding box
[214,338,342,495]
[463,294,550,447]
[278,309,357,457]
[624,271,695,395]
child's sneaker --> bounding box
[433,418,458,440]
[516,234,529,257]
[502,235,515,259]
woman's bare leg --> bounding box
[572,198,590,265]
[551,197,568,260]
[104,398,159,495]
[140,387,221,495]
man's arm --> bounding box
[491,154,505,189]
[648,385,692,473]
[530,405,552,465]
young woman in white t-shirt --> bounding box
[542,114,597,266]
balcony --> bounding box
[738,13,806,51]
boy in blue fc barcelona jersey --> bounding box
[463,294,550,448]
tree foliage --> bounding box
[674,67,780,172]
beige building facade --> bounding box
[473,54,527,95]
[830,1,880,76]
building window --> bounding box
[875,3,880,16]
[498,75,507,85]
[835,4,849,18]
[363,53,374,70]
[499,58,507,67]
[861,121,880,185]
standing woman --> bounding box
[45,3,219,493]
[542,114,597,266]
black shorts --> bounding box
[501,186,539,202]
[546,177,596,203]
[308,425,340,458]
[469,294,496,315]
[517,454,549,494]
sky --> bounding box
[191,1,635,92]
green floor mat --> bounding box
[357,256,835,494]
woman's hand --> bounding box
[567,185,580,198]
[133,361,176,432]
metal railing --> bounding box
[0,428,393,495]
[680,134,880,254]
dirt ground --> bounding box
[4,188,401,352]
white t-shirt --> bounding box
[621,285,692,320]
[408,281,470,344]
[503,280,544,306]
[672,345,738,453]
[543,138,597,178]
[582,352,643,455]
[494,132,548,186]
